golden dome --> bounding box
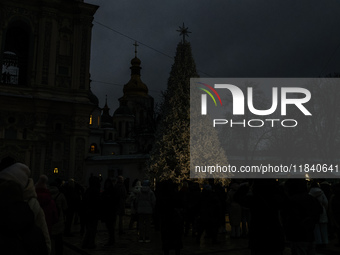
[123,57,148,97]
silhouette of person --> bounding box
[246,179,285,255]
[49,178,68,255]
[135,180,156,242]
[283,179,322,255]
[35,175,58,235]
[101,178,117,246]
[82,176,101,249]
[113,176,127,235]
[0,161,51,253]
[309,181,329,251]
[158,180,183,255]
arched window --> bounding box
[2,21,31,86]
[89,143,98,153]
[53,143,62,161]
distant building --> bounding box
[86,53,155,187]
[0,0,98,181]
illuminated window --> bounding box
[89,115,93,125]
[97,116,100,125]
[89,143,98,153]
[54,168,59,174]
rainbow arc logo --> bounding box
[197,82,222,115]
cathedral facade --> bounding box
[85,53,155,187]
[0,0,98,181]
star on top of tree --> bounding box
[176,22,191,43]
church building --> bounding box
[0,1,155,186]
[0,0,99,181]
[85,46,155,187]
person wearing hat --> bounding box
[0,161,51,254]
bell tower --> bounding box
[113,42,155,153]
[0,0,98,181]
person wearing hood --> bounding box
[135,179,156,242]
[0,161,51,254]
[0,178,48,255]
[309,181,329,251]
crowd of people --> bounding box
[1,157,340,255]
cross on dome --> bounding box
[133,41,139,57]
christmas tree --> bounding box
[148,26,229,184]
[147,38,197,183]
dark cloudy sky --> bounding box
[86,0,340,113]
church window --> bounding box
[23,128,27,139]
[89,115,93,125]
[53,143,62,161]
[125,122,129,137]
[89,143,97,153]
[2,21,31,86]
[59,34,71,56]
[58,66,69,76]
[2,52,19,85]
[55,123,62,133]
[4,127,17,139]
[8,117,16,124]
